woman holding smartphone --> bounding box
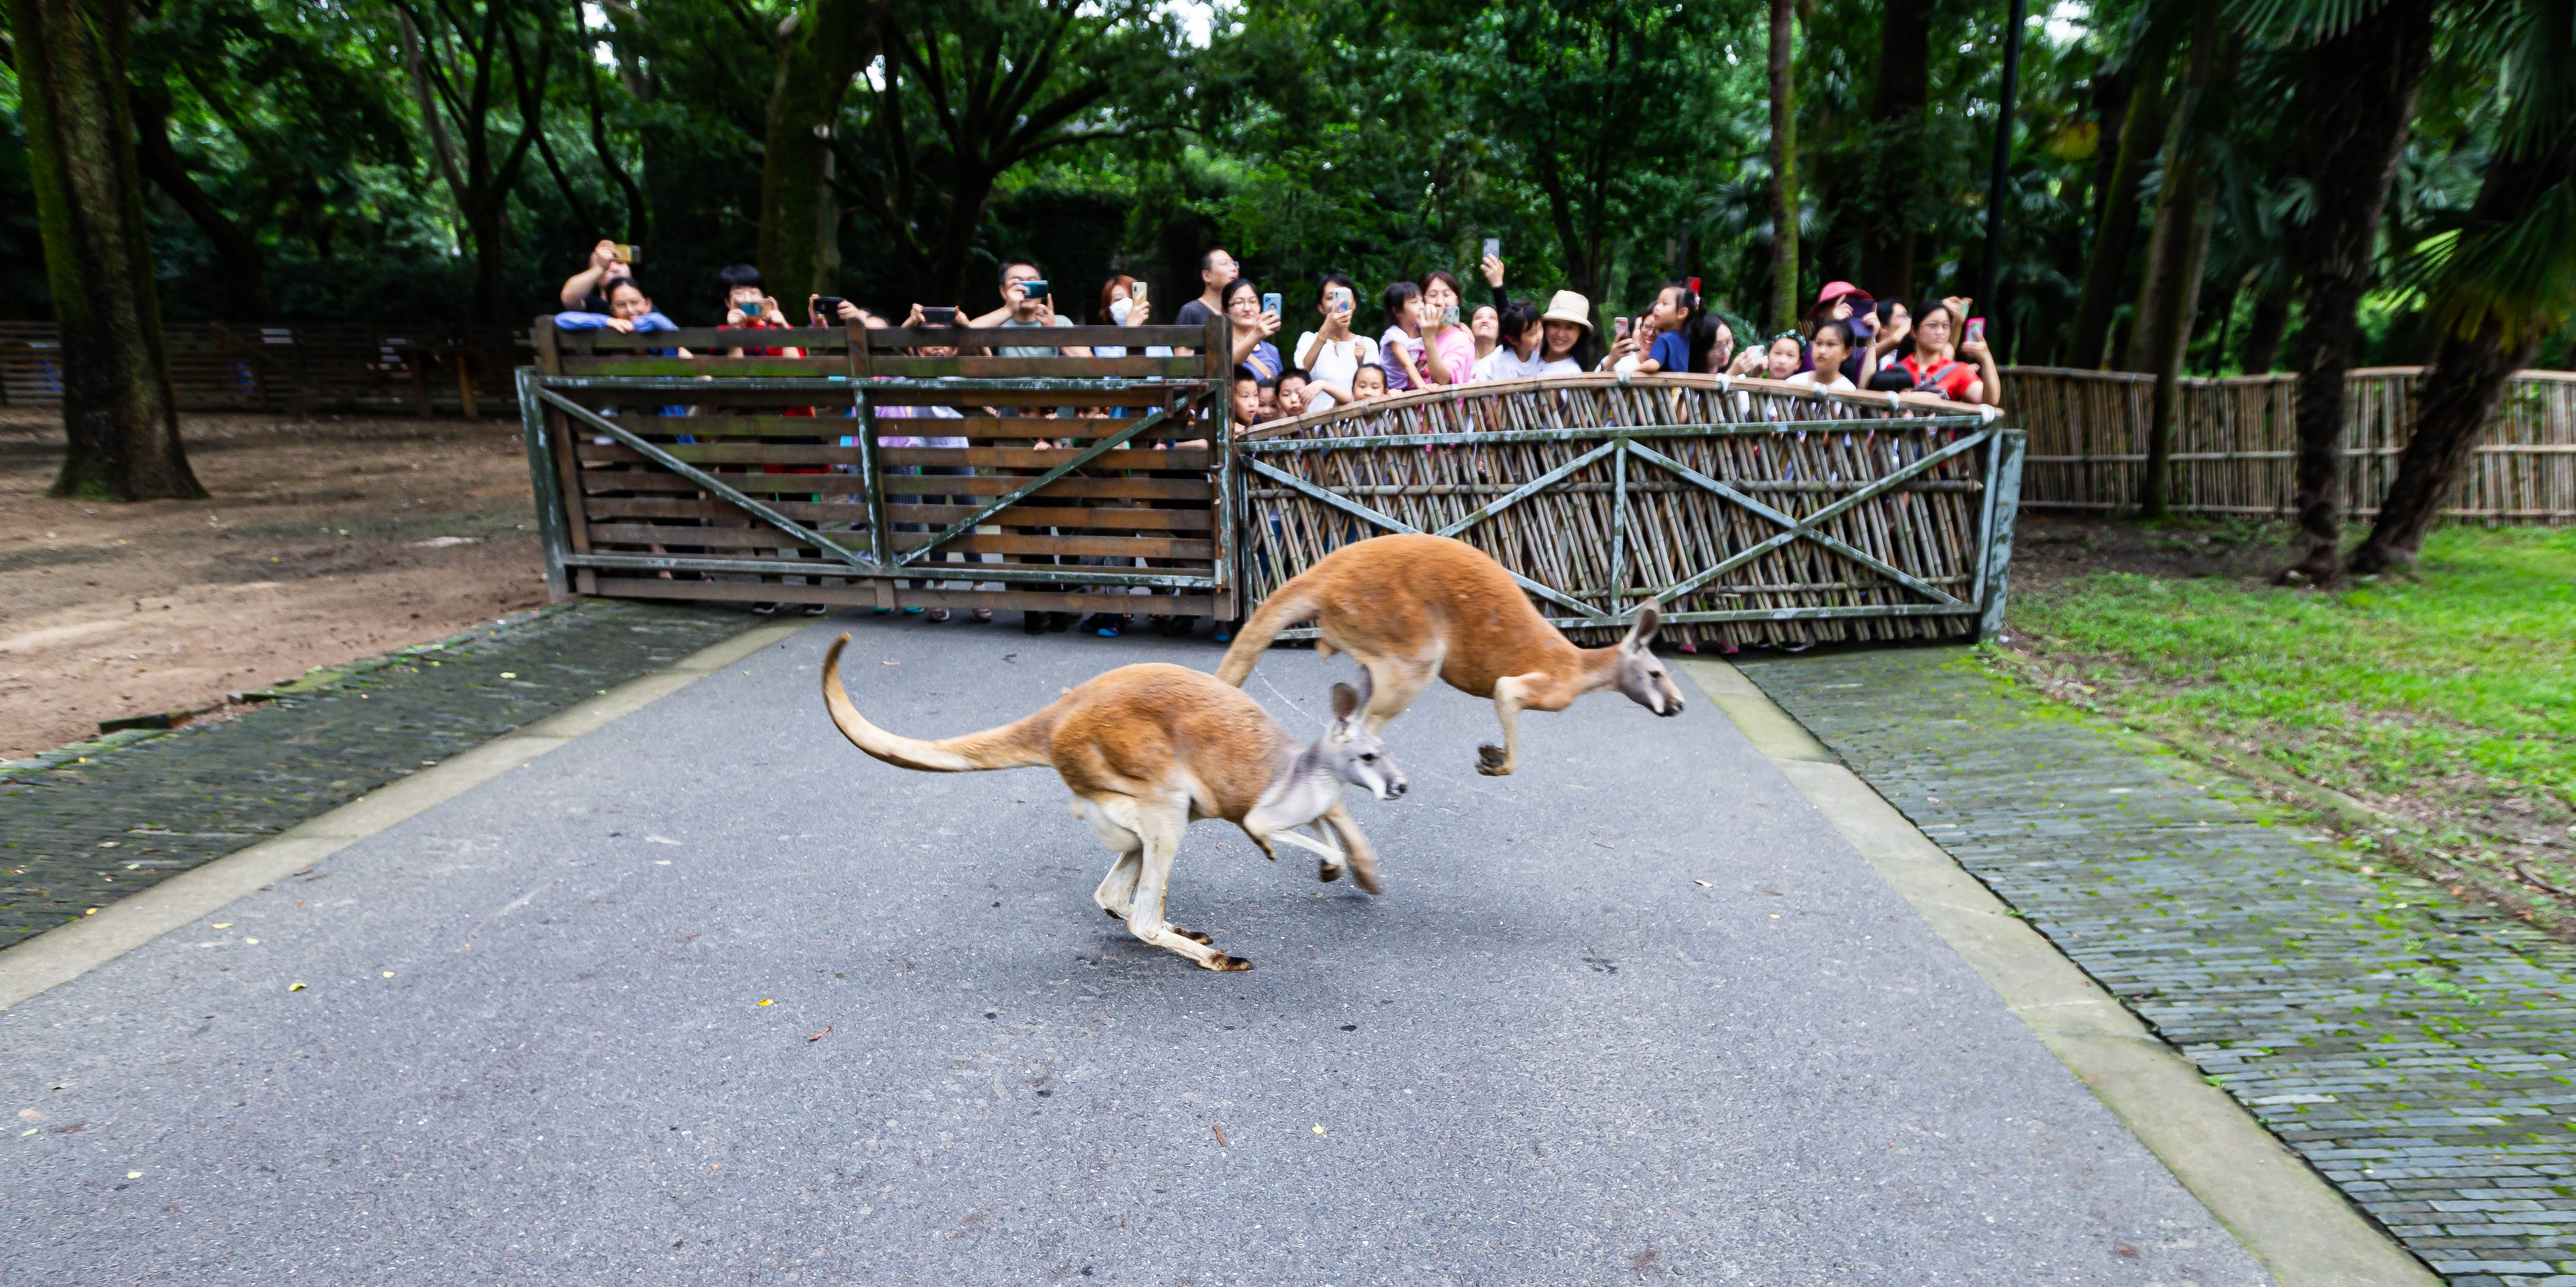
[1879,299,2000,405]
[1293,273,1380,413]
[1221,278,1284,380]
[1418,270,1478,385]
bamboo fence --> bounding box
[1237,374,2014,650]
[2007,365,2576,524]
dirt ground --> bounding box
[0,408,552,760]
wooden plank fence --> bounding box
[2006,365,2576,524]
[522,315,1238,620]
[0,321,530,416]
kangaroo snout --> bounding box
[1659,696,1684,717]
[1380,776,1409,800]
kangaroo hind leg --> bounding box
[1355,650,1441,736]
[1122,798,1247,972]
[1477,673,1545,776]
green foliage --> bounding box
[2011,526,2576,809]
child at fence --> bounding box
[1294,274,1379,413]
[1636,283,1698,374]
[1351,363,1389,401]
[1378,282,1430,391]
[1536,292,1592,375]
[1418,271,1476,385]
[1231,366,1268,429]
[1477,301,1548,381]
[1785,320,1858,394]
[1276,369,1312,419]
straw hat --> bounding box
[1539,290,1595,334]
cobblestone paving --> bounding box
[1741,646,2576,1287]
[0,599,753,950]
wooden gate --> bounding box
[1235,374,2021,649]
[518,315,1237,618]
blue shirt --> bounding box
[1646,329,1691,374]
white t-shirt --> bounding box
[1294,331,1379,413]
[1786,370,1856,394]
[1478,346,1551,381]
[1539,356,1584,377]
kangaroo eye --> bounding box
[1360,752,1379,761]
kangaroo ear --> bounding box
[1330,681,1360,724]
[1624,600,1664,650]
[1350,665,1374,708]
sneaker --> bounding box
[1211,623,1234,644]
[803,603,829,616]
[971,609,994,623]
[752,602,781,616]
[925,608,951,622]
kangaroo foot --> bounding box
[1199,951,1253,972]
[1318,859,1344,883]
[1348,862,1383,896]
[1476,744,1513,776]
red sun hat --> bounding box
[1810,282,1874,315]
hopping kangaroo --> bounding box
[819,634,1406,972]
[1215,533,1684,776]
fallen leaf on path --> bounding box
[1311,1124,1326,1136]
[758,999,774,1007]
[1693,880,1710,887]
[808,1027,831,1042]
[288,982,306,991]
[212,923,230,929]
[645,835,681,846]
[1212,1124,1228,1147]
[18,1108,44,1122]
[881,660,899,666]
[126,1171,142,1180]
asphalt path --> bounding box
[1,616,2266,1285]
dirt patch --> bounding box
[0,407,552,760]
[2009,510,2295,593]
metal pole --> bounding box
[1981,0,2026,353]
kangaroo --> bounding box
[819,634,1406,972]
[1213,533,1684,776]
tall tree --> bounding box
[389,0,553,321]
[756,0,886,302]
[10,0,204,500]
[1765,0,1799,331]
[2132,11,2236,516]
[2068,12,2178,370]
[2270,0,2435,583]
[2349,0,2576,572]
[1859,0,1928,300]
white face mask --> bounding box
[1110,297,1132,324]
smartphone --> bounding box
[815,296,847,324]
[922,306,959,327]
[1261,292,1282,317]
[1329,287,1352,315]
[1441,305,1460,326]
[1614,316,1631,339]
[1130,281,1148,308]
[611,244,639,264]
[1482,238,1501,260]
[1019,279,1050,299]
[742,299,763,318]
[1965,317,1986,346]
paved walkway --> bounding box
[1,600,753,948]
[1741,646,2576,1287]
[0,618,2262,1284]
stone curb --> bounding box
[0,621,806,1013]
[1679,657,2440,1287]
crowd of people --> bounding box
[544,240,2001,641]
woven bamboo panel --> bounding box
[2008,366,2576,524]
[0,321,530,416]
[1238,374,2001,649]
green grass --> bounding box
[2003,525,2576,838]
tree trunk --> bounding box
[2278,0,2434,583]
[2240,277,2291,372]
[2134,14,2231,517]
[2345,327,2532,571]
[757,0,883,303]
[11,0,202,501]
[130,81,270,320]
[1859,0,1926,301]
[1765,0,1799,333]
[2068,29,2173,370]
[2346,110,2576,574]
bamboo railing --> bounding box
[2006,366,2576,524]
[0,321,530,416]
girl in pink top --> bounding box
[1419,270,1478,385]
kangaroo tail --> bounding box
[1212,578,1322,687]
[820,634,1053,772]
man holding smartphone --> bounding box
[1172,247,1238,353]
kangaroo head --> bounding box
[1320,669,1407,801]
[1611,601,1685,717]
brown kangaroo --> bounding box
[819,634,1406,972]
[1213,533,1684,775]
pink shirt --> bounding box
[1425,324,1477,385]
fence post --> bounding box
[1975,428,2027,640]
[516,365,571,601]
